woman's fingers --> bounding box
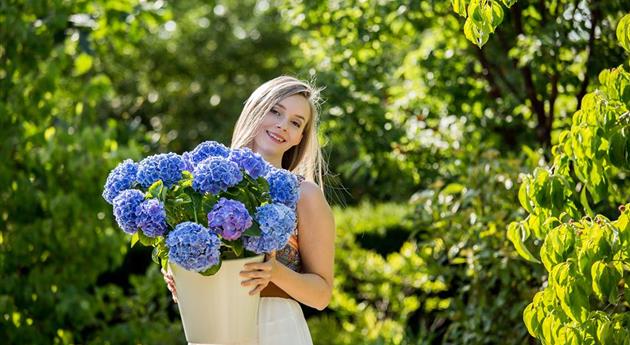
[241,278,269,295]
[242,262,272,271]
[241,278,268,287]
[239,269,271,279]
[161,268,178,303]
[248,283,268,295]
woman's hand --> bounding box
[161,268,178,304]
[240,252,277,296]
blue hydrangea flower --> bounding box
[207,198,253,241]
[266,168,300,208]
[192,157,243,194]
[112,189,145,234]
[137,153,185,188]
[182,151,195,172]
[102,159,138,204]
[189,141,230,165]
[229,147,271,179]
[136,199,168,237]
[243,203,297,254]
[166,222,221,272]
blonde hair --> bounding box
[230,76,327,189]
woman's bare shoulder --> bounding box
[298,180,328,206]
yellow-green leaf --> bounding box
[73,53,93,76]
[507,222,540,263]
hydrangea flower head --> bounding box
[189,141,230,165]
[166,222,221,272]
[243,203,297,254]
[136,199,168,237]
[112,189,145,234]
[207,198,253,240]
[102,159,138,204]
[266,168,300,208]
[192,157,243,194]
[182,151,195,172]
[137,153,185,188]
[229,147,271,179]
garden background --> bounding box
[2,0,629,344]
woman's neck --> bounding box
[258,152,282,169]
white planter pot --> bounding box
[169,255,265,344]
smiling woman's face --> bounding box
[252,94,311,163]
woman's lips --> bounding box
[266,130,286,143]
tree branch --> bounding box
[511,3,547,145]
[475,46,502,99]
[576,4,601,109]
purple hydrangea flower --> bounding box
[229,147,271,179]
[137,153,185,188]
[243,203,297,254]
[112,189,145,234]
[166,222,221,272]
[207,198,253,240]
[102,159,138,204]
[136,199,168,237]
[192,157,243,194]
[189,141,230,165]
[266,168,300,208]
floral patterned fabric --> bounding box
[274,174,305,272]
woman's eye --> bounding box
[271,109,280,116]
[292,121,301,128]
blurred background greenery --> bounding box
[1,0,628,344]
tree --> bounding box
[510,14,630,344]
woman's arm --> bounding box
[241,181,335,310]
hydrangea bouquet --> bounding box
[102,141,300,276]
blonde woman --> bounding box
[163,76,335,345]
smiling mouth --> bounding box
[266,130,286,143]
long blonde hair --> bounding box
[230,76,327,189]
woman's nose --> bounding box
[275,120,288,131]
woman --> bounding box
[163,76,335,345]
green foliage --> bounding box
[510,16,630,344]
[309,149,543,344]
[0,1,182,343]
[452,0,513,48]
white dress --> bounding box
[257,297,313,345]
[190,297,313,345]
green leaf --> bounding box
[202,194,218,214]
[73,53,93,76]
[452,0,468,17]
[507,221,540,263]
[182,170,193,179]
[500,0,517,7]
[596,319,614,344]
[230,240,244,257]
[441,183,465,195]
[549,176,565,211]
[580,186,594,219]
[518,179,534,213]
[138,230,159,246]
[541,224,575,272]
[489,2,504,29]
[616,14,630,53]
[523,302,540,337]
[243,222,261,237]
[130,232,140,248]
[607,128,627,168]
[147,180,164,199]
[591,260,621,303]
[200,261,222,276]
